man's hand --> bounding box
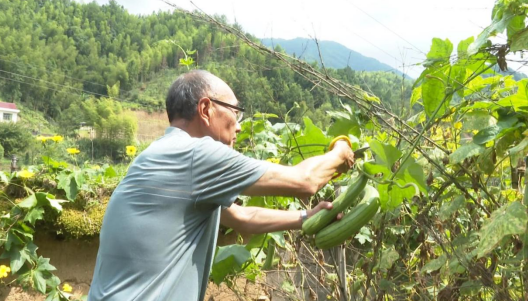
[307,201,344,220]
[332,140,355,173]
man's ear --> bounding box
[197,97,212,126]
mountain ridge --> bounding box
[261,37,404,76]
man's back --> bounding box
[88,127,267,300]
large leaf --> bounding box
[449,143,485,164]
[508,137,528,155]
[511,27,528,52]
[377,247,400,271]
[457,37,475,59]
[24,207,45,226]
[439,196,466,221]
[289,117,330,164]
[477,201,528,258]
[460,111,496,132]
[378,179,415,211]
[57,172,78,201]
[421,254,447,273]
[399,160,427,193]
[327,110,361,138]
[425,38,453,64]
[422,75,448,118]
[211,244,252,284]
[33,270,47,294]
[214,244,251,264]
[369,140,401,170]
[17,194,37,209]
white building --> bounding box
[0,102,20,123]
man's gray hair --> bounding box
[166,70,214,122]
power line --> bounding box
[343,1,426,55]
[0,54,134,97]
[0,70,161,109]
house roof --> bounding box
[0,102,17,110]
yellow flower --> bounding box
[51,135,64,143]
[454,122,462,130]
[37,136,48,143]
[18,170,35,179]
[91,165,101,170]
[266,158,280,164]
[66,148,80,155]
[0,265,11,278]
[126,145,137,156]
[62,283,73,293]
[472,130,479,135]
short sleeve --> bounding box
[191,137,269,208]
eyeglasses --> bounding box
[209,98,245,123]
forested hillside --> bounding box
[0,0,412,136]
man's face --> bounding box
[208,96,242,148]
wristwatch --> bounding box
[300,210,308,223]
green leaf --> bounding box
[211,245,251,284]
[24,207,45,226]
[378,179,415,211]
[369,140,401,170]
[426,38,453,63]
[245,233,268,249]
[378,247,400,271]
[246,196,266,208]
[410,86,422,107]
[267,231,286,248]
[460,111,496,132]
[354,227,372,245]
[104,165,118,178]
[439,196,465,221]
[363,162,391,179]
[33,270,47,294]
[214,245,251,265]
[507,15,526,40]
[0,171,8,185]
[473,126,501,145]
[460,280,482,296]
[508,137,528,155]
[281,281,295,293]
[36,256,57,272]
[57,172,74,201]
[10,247,26,273]
[400,160,427,193]
[477,147,495,175]
[457,37,475,59]
[449,143,485,164]
[327,111,361,138]
[253,113,279,119]
[46,198,67,212]
[421,254,447,273]
[18,194,37,209]
[290,117,330,162]
[422,75,448,119]
[477,201,528,258]
[510,27,528,52]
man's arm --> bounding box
[221,140,353,235]
[241,140,354,199]
[220,201,336,235]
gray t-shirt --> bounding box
[88,127,268,301]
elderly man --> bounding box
[88,70,354,300]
